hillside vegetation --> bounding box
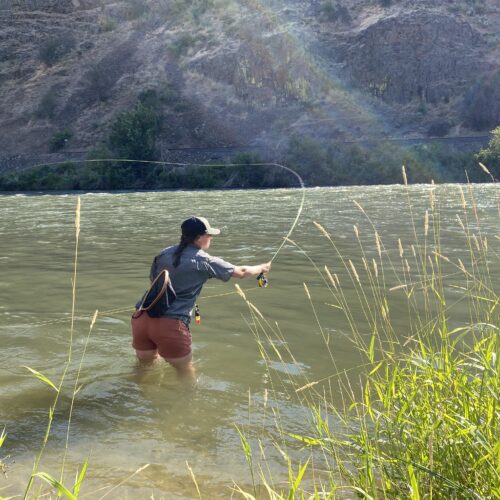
[0,0,498,187]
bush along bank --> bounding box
[1,127,498,191]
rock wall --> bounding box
[332,11,485,105]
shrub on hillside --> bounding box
[125,0,149,20]
[426,120,452,137]
[108,102,161,161]
[318,1,351,23]
[462,70,500,130]
[35,90,58,120]
[38,34,76,66]
[49,130,72,152]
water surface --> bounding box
[0,185,498,497]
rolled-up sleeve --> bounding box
[204,255,235,282]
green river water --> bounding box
[0,185,498,498]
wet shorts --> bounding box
[131,312,192,360]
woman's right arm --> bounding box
[231,262,271,279]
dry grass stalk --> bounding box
[235,283,247,300]
[479,162,491,175]
[432,251,451,263]
[411,245,417,258]
[295,380,319,393]
[353,225,359,239]
[248,302,264,319]
[353,200,367,215]
[402,165,408,186]
[472,234,481,252]
[90,309,98,329]
[405,259,411,273]
[349,259,360,283]
[374,232,382,258]
[75,197,81,237]
[303,283,311,300]
[381,303,388,321]
[313,221,330,239]
[398,238,404,258]
[459,186,467,209]
[424,210,429,237]
[372,258,378,278]
[324,266,338,290]
[390,283,408,291]
[458,258,467,274]
[456,214,465,231]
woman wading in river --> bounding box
[131,216,271,381]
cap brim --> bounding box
[206,228,221,235]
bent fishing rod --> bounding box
[5,158,306,331]
[21,157,307,288]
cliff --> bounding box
[0,0,498,156]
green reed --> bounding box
[236,174,499,498]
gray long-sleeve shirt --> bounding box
[146,244,235,325]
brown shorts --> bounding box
[131,312,192,360]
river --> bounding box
[0,184,498,497]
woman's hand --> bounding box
[261,262,271,274]
[232,262,271,279]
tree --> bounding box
[108,103,160,161]
[476,126,500,171]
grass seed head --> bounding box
[479,162,491,175]
[313,221,330,239]
[459,186,467,209]
[324,266,338,290]
[349,259,360,283]
[375,231,382,258]
[235,283,247,300]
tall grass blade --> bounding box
[72,459,88,497]
[23,366,59,393]
[33,472,76,500]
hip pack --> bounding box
[135,270,176,318]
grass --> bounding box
[234,169,499,498]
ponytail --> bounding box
[173,234,197,267]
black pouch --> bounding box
[136,270,176,318]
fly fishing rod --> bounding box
[4,157,306,332]
[18,157,306,289]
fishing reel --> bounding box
[257,272,268,288]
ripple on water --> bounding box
[259,359,309,376]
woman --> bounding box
[131,216,271,380]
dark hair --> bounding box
[173,234,198,267]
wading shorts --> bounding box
[131,312,192,360]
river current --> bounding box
[0,185,498,497]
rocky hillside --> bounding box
[0,0,498,157]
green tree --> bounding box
[477,126,500,171]
[108,103,160,161]
[49,130,72,152]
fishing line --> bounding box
[3,157,306,330]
